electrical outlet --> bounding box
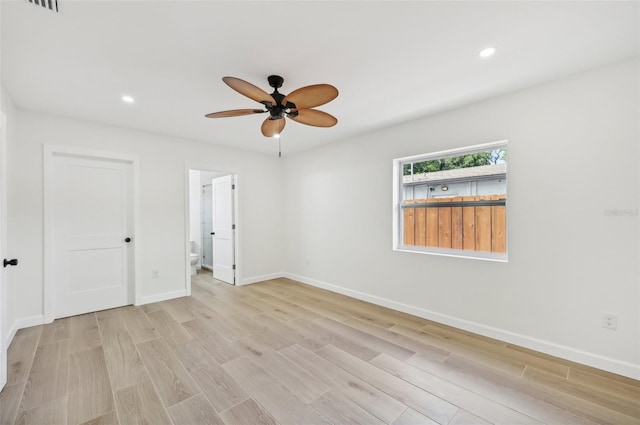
[602,312,618,330]
[152,270,159,279]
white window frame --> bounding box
[392,140,508,262]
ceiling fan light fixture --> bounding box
[479,46,497,58]
[206,75,338,140]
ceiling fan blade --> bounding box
[261,117,286,137]
[205,109,265,118]
[223,76,277,106]
[282,84,338,109]
[289,109,338,127]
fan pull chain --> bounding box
[279,137,282,158]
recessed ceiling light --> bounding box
[479,46,496,58]
[121,95,135,104]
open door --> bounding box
[212,175,235,285]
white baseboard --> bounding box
[240,272,285,286]
[5,323,17,349]
[283,272,640,380]
[137,289,187,306]
[5,315,45,348]
[15,315,45,329]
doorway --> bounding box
[187,168,238,287]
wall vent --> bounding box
[25,0,58,13]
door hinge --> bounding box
[232,184,235,190]
[232,264,236,270]
[232,224,236,230]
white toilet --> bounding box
[190,241,199,276]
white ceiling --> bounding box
[2,1,638,156]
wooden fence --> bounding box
[403,195,506,253]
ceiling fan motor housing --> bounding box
[265,75,290,119]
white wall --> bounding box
[282,58,640,378]
[8,111,283,322]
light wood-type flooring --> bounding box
[1,271,639,425]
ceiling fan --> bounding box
[205,75,338,137]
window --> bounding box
[393,141,508,261]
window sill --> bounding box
[394,245,508,262]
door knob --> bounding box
[3,258,18,268]
[124,237,132,243]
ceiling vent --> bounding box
[25,0,58,13]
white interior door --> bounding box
[212,175,235,285]
[52,154,133,318]
[0,112,7,390]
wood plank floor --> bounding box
[2,271,639,425]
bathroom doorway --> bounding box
[187,168,238,287]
